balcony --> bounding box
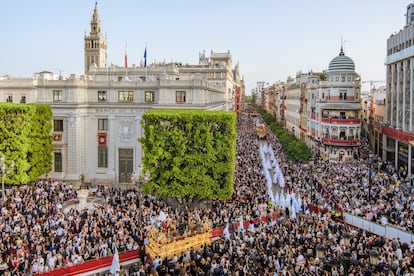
[321,138,360,146]
[53,133,62,142]
[382,125,414,144]
[321,117,360,124]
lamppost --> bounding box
[315,243,326,259]
[131,170,142,223]
[134,164,149,224]
[0,154,14,202]
[369,249,379,274]
[315,243,327,272]
[342,232,351,275]
[368,160,372,202]
[80,174,85,188]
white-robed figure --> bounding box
[110,246,120,275]
[290,205,297,219]
[248,220,255,233]
[279,173,286,188]
[279,193,286,209]
[272,159,279,170]
[273,166,279,185]
[274,191,280,206]
[269,145,275,161]
[223,223,231,241]
[237,216,244,234]
[292,193,301,213]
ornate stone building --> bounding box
[310,48,362,161]
[0,3,244,184]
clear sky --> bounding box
[0,1,411,94]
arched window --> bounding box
[340,129,346,140]
[332,128,338,139]
[349,129,354,140]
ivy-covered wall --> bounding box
[140,109,237,201]
[0,103,52,184]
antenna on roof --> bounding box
[340,36,348,55]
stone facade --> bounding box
[0,3,244,184]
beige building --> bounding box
[0,3,244,184]
[304,48,362,161]
[370,86,386,156]
[382,3,414,175]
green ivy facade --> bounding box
[140,110,237,202]
[0,103,52,184]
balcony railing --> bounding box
[381,125,414,144]
[321,138,360,146]
[321,117,360,124]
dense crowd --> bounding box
[0,110,413,275]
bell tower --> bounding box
[84,2,107,73]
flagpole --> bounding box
[144,43,148,81]
[125,42,128,77]
[144,43,147,68]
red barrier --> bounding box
[211,228,223,237]
[33,250,139,276]
[211,212,278,239]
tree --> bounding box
[140,110,237,207]
[26,104,53,180]
[0,103,52,184]
[254,104,311,161]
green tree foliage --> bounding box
[0,103,52,184]
[286,140,312,161]
[254,105,312,161]
[27,105,53,180]
[140,110,237,203]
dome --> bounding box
[328,47,355,71]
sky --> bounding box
[0,1,412,94]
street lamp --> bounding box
[342,232,351,275]
[369,249,379,273]
[0,154,14,202]
[134,164,148,224]
[131,170,142,223]
[367,154,375,202]
[315,243,326,259]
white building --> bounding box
[0,3,243,184]
[308,47,362,161]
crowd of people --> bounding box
[0,109,413,275]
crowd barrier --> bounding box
[343,212,414,243]
[34,212,279,275]
[33,249,140,276]
[211,212,278,238]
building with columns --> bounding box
[382,3,414,175]
[309,47,362,161]
[0,3,244,184]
